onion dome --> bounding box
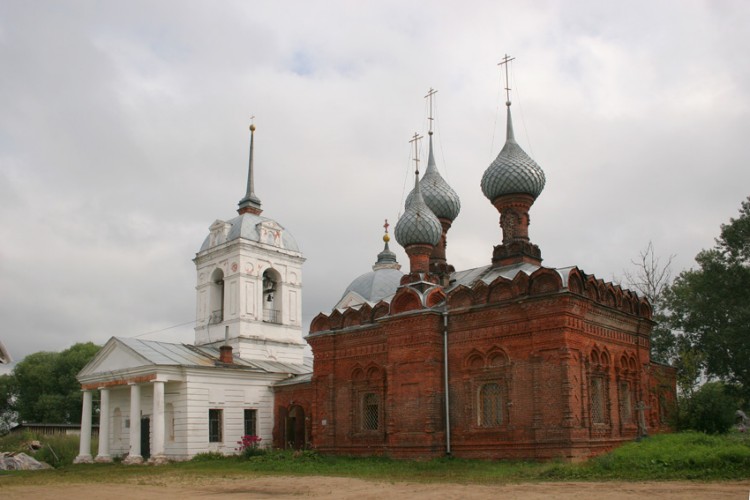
[395,168,442,248]
[481,106,545,202]
[406,133,461,222]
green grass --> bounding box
[1,431,749,489]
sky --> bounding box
[1,0,749,370]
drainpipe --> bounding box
[442,309,451,456]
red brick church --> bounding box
[273,85,675,460]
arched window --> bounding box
[362,393,380,431]
[619,381,632,424]
[209,268,225,324]
[479,383,503,427]
[590,376,608,424]
[262,268,282,324]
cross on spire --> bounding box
[409,132,423,175]
[424,87,438,135]
[498,53,515,106]
[383,219,390,234]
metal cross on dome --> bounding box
[424,87,437,135]
[409,132,423,175]
[498,53,515,105]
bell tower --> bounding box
[193,124,306,364]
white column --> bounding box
[74,389,93,464]
[95,388,112,462]
[150,380,166,463]
[123,383,143,464]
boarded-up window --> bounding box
[591,378,606,424]
[619,382,632,424]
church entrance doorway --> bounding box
[140,417,151,459]
[285,405,306,450]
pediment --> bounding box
[256,220,285,248]
[78,337,154,378]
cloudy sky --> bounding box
[1,0,749,368]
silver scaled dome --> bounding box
[481,106,545,202]
[405,134,461,222]
[395,170,442,248]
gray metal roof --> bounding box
[481,107,546,202]
[448,262,574,291]
[198,212,300,253]
[274,372,313,387]
[336,267,403,307]
[116,337,309,374]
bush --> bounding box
[191,451,227,461]
[236,435,266,459]
[678,382,737,434]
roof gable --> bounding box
[78,337,153,378]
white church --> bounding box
[75,125,311,464]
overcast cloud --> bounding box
[1,0,749,369]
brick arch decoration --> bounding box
[372,300,390,321]
[590,348,600,365]
[638,299,652,319]
[390,287,423,314]
[351,365,365,381]
[604,284,617,308]
[529,268,563,295]
[512,272,530,297]
[342,307,361,328]
[447,285,472,310]
[585,277,600,301]
[365,363,384,382]
[426,288,446,308]
[487,347,510,367]
[471,280,489,305]
[310,313,331,333]
[567,268,585,295]
[488,276,514,303]
[358,303,373,324]
[464,349,485,369]
[328,309,343,330]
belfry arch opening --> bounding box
[209,268,225,324]
[262,268,282,324]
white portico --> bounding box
[75,337,311,463]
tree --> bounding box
[666,197,750,401]
[677,381,737,434]
[9,342,100,424]
[623,241,675,364]
[0,373,17,434]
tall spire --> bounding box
[238,121,263,215]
